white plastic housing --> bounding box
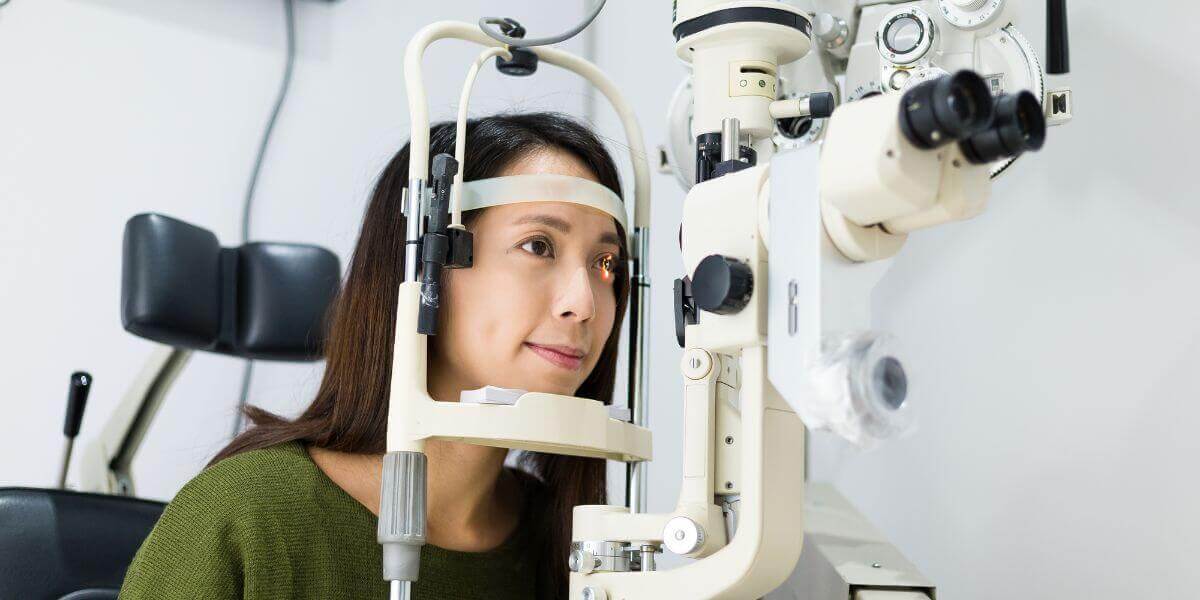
[818,91,943,227]
[675,1,813,139]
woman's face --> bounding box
[429,149,622,399]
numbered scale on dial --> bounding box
[939,0,1006,30]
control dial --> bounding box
[938,0,1005,30]
[692,255,753,315]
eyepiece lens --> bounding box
[959,90,1047,164]
[946,87,975,122]
[898,70,994,149]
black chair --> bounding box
[0,488,165,600]
[0,213,341,599]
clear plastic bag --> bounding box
[795,331,914,448]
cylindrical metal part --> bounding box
[389,580,411,600]
[720,118,741,162]
[403,179,427,282]
[57,438,74,489]
[640,544,657,571]
[379,451,428,582]
[626,226,650,515]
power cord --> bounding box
[479,0,605,48]
[232,0,297,438]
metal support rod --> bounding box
[404,179,427,282]
[625,226,650,513]
[109,347,191,496]
[57,439,74,489]
[640,544,657,572]
[389,580,411,600]
[721,117,740,162]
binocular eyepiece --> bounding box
[898,70,1047,164]
[959,90,1046,164]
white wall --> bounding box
[4,1,1199,599]
[804,3,1200,597]
[0,0,592,498]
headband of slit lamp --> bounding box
[458,174,629,237]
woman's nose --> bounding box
[554,266,596,322]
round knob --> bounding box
[681,348,713,380]
[952,0,987,9]
[581,587,608,600]
[692,255,753,315]
[812,13,848,49]
[662,516,706,555]
[569,549,597,574]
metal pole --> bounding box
[625,226,650,513]
[721,117,740,162]
[57,438,74,489]
[404,179,427,282]
[390,580,411,600]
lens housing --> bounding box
[959,90,1047,164]
[898,70,994,149]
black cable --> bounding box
[232,0,297,438]
[480,0,605,48]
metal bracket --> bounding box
[1045,87,1073,126]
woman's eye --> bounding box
[596,254,617,280]
[520,237,554,258]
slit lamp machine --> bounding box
[378,0,1072,598]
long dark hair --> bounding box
[211,112,628,599]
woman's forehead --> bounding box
[500,149,599,182]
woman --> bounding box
[119,112,630,599]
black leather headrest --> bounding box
[0,488,164,599]
[121,213,341,361]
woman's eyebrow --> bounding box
[512,214,621,247]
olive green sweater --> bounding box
[119,441,540,599]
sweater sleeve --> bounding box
[119,477,246,599]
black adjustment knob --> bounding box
[64,371,93,438]
[808,92,836,118]
[692,255,753,315]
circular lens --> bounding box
[898,70,994,149]
[885,16,924,54]
[873,356,908,410]
[960,90,1047,164]
[1008,91,1046,149]
[946,86,976,122]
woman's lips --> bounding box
[524,343,584,371]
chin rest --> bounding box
[0,488,165,599]
[121,213,341,361]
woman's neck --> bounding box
[306,374,523,552]
[308,440,520,551]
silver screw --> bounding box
[872,562,882,568]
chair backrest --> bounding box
[122,213,342,361]
[0,488,165,599]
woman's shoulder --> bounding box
[165,441,329,526]
[121,442,366,597]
